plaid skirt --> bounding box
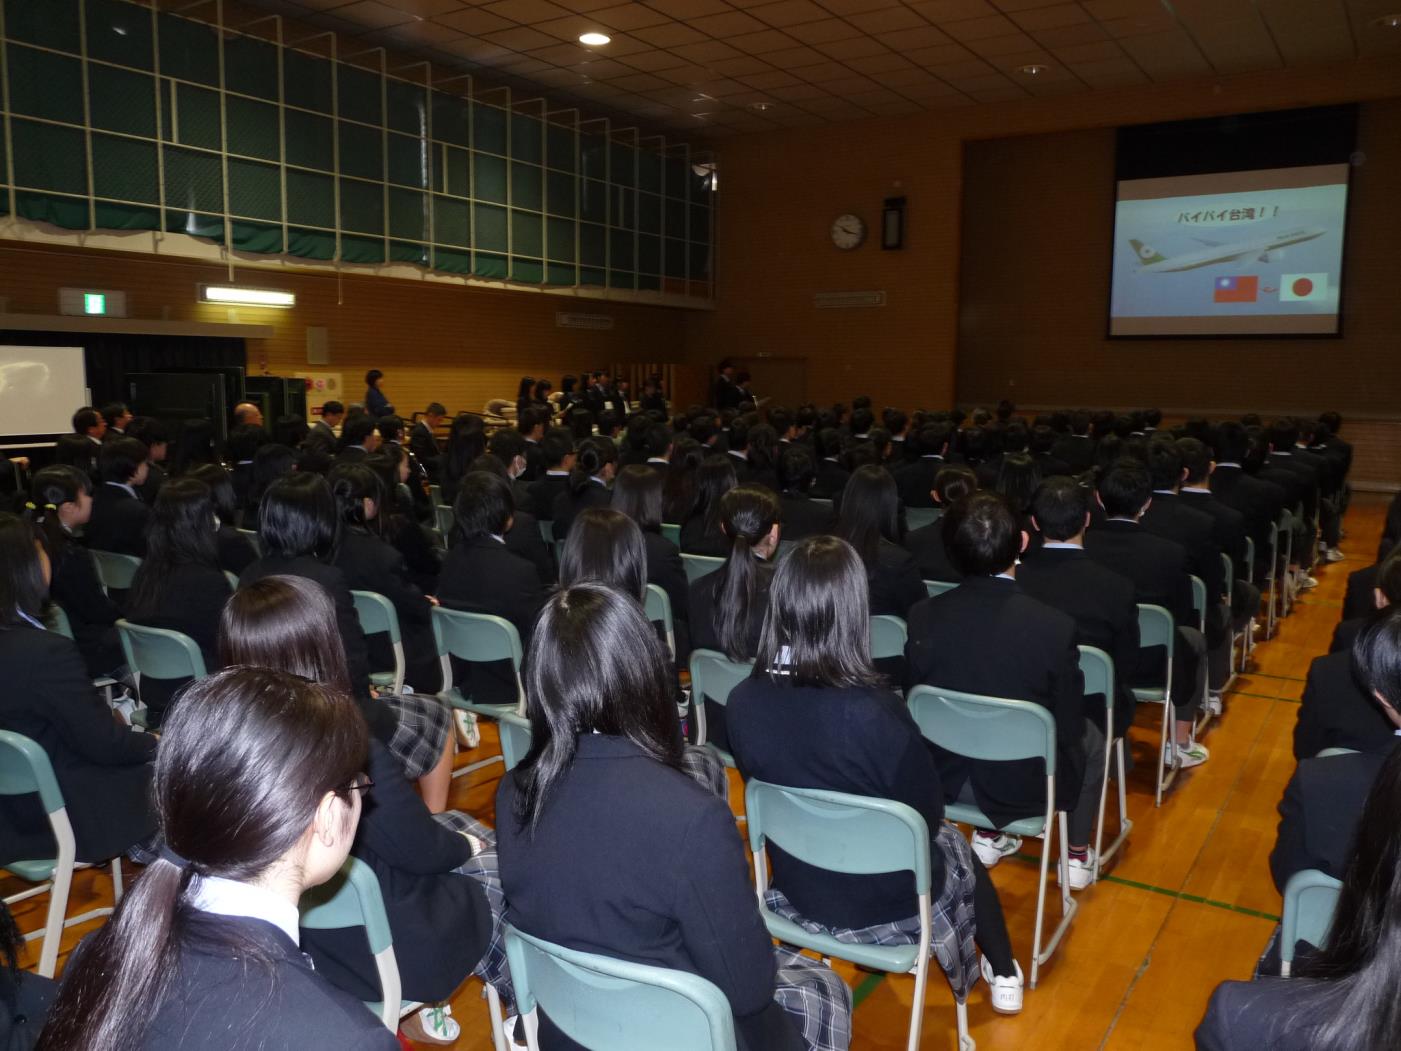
[772,946,853,1051]
[763,822,980,1002]
[681,744,730,799]
[432,811,515,1010]
[384,691,452,781]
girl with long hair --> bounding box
[610,465,689,641]
[835,465,926,618]
[662,435,704,525]
[728,536,1023,1016]
[679,454,738,557]
[439,413,487,508]
[217,577,509,1045]
[497,583,851,1051]
[552,436,615,539]
[515,376,536,420]
[186,463,260,576]
[366,448,443,593]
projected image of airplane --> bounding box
[1128,227,1326,273]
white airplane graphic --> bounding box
[1128,227,1326,273]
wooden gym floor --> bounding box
[8,495,1387,1050]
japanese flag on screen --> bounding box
[1279,274,1328,302]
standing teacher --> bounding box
[365,369,395,417]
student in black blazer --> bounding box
[902,464,976,583]
[497,583,848,1051]
[524,428,575,522]
[410,402,445,481]
[0,513,157,868]
[905,493,1100,885]
[1021,477,1140,740]
[35,666,399,1051]
[812,427,851,500]
[680,455,737,556]
[466,453,555,587]
[775,445,835,543]
[363,450,444,594]
[124,479,233,727]
[437,472,549,708]
[1208,422,1286,574]
[893,423,951,509]
[185,464,261,577]
[1177,438,1263,642]
[729,535,1024,1011]
[550,437,616,540]
[612,465,689,622]
[1292,649,1396,762]
[85,436,151,557]
[835,466,926,620]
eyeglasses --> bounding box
[343,775,374,795]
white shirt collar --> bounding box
[546,469,569,476]
[1108,516,1139,524]
[1272,450,1292,457]
[1216,461,1240,468]
[88,435,103,446]
[191,875,301,945]
[489,533,506,544]
[1042,541,1081,549]
[589,476,608,487]
[1152,489,1176,496]
[17,608,46,630]
[105,481,138,499]
[730,449,749,460]
[647,457,669,464]
[1181,486,1211,494]
[995,571,1016,581]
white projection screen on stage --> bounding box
[1110,163,1349,337]
[0,346,88,436]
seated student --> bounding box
[1200,708,1401,1050]
[1272,608,1401,892]
[496,583,851,1051]
[726,416,756,483]
[1051,411,1096,474]
[2,898,56,1049]
[335,414,380,462]
[366,448,444,594]
[34,666,399,1051]
[243,474,451,797]
[1020,476,1140,741]
[328,463,444,695]
[679,455,738,556]
[489,427,540,514]
[1029,424,1072,478]
[1209,421,1287,578]
[835,465,926,619]
[219,578,507,1046]
[468,454,555,587]
[85,436,151,557]
[242,443,296,529]
[1085,459,1210,768]
[124,479,233,727]
[729,535,1025,1013]
[1177,437,1262,645]
[27,467,128,683]
[894,423,952,510]
[903,464,976,583]
[437,472,549,709]
[744,423,782,492]
[1330,548,1400,655]
[776,445,835,542]
[0,513,156,869]
[662,437,704,524]
[438,413,487,508]
[225,424,268,516]
[524,427,575,522]
[1293,620,1397,763]
[410,402,445,482]
[550,437,616,539]
[905,493,1099,886]
[188,463,261,576]
[516,406,550,482]
[376,414,433,523]
[126,416,170,504]
[811,427,850,499]
[611,465,689,639]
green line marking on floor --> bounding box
[1005,854,1280,922]
[852,971,885,1008]
[1228,689,1301,704]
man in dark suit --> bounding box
[1208,421,1286,580]
[515,407,550,482]
[812,427,849,500]
[487,428,537,514]
[1263,418,1321,583]
[1084,459,1209,767]
[1051,412,1096,474]
[410,402,445,481]
[334,415,378,463]
[902,463,976,583]
[712,360,743,412]
[726,416,755,483]
[1028,425,1072,479]
[1177,437,1262,642]
[905,492,1100,888]
[309,399,344,450]
[86,436,152,557]
[525,428,575,522]
[775,445,834,542]
[893,423,951,509]
[1021,477,1140,741]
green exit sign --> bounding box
[83,293,107,315]
[59,288,127,317]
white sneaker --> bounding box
[971,831,1022,869]
[454,709,481,749]
[1169,740,1209,769]
[980,956,1025,1015]
[1066,849,1097,891]
[402,1004,460,1045]
[1206,693,1223,716]
[1296,573,1319,590]
[1324,547,1345,563]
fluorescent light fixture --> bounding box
[199,284,296,308]
[1017,63,1048,75]
[578,31,610,45]
[1374,13,1401,28]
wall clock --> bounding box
[830,213,865,251]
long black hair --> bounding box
[327,461,386,538]
[835,464,901,565]
[558,507,647,601]
[127,479,221,617]
[511,583,682,831]
[442,414,488,489]
[662,437,705,523]
[0,513,48,629]
[714,485,780,661]
[611,464,664,533]
[258,472,340,561]
[755,534,886,689]
[187,463,240,525]
[693,454,738,537]
[168,418,216,476]
[34,665,367,1051]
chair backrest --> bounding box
[504,925,737,1051]
[1220,553,1234,604]
[869,614,908,661]
[1315,747,1359,758]
[1077,645,1114,704]
[116,620,208,681]
[923,579,958,598]
[498,711,533,771]
[45,605,74,640]
[905,507,941,532]
[224,570,240,591]
[237,528,262,557]
[688,649,753,710]
[682,553,724,584]
[435,504,455,538]
[643,584,676,656]
[660,522,681,546]
[0,730,65,814]
[1189,575,1207,632]
[745,780,930,894]
[1244,536,1256,583]
[299,856,400,1028]
[1281,868,1344,964]
[538,519,555,545]
[352,590,402,644]
[432,606,525,710]
[429,484,442,507]
[906,685,1057,773]
[1136,603,1175,652]
[91,550,142,592]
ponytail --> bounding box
[713,485,780,661]
[27,466,88,563]
[570,437,615,497]
[326,462,384,537]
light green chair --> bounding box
[90,550,142,594]
[504,924,736,1051]
[352,590,405,695]
[498,711,533,771]
[47,605,120,699]
[869,614,907,662]
[905,507,941,532]
[0,730,123,977]
[435,504,456,540]
[1280,868,1343,976]
[1221,552,1243,686]
[1132,604,1178,807]
[224,570,240,590]
[1079,646,1131,879]
[682,553,724,584]
[1316,746,1359,758]
[538,519,555,545]
[237,528,262,557]
[644,584,676,658]
[923,579,959,598]
[660,522,681,546]
[687,649,753,769]
[907,685,1075,988]
[433,606,524,779]
[1189,574,1207,633]
[116,620,208,715]
[745,780,969,1051]
[429,484,442,508]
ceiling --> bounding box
[238,0,1401,136]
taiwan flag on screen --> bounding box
[1214,275,1259,303]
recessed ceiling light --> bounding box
[1017,63,1049,75]
[578,32,610,46]
[1374,13,1401,28]
[749,101,773,112]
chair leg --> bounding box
[905,955,928,1051]
[1155,701,1170,808]
[1029,817,1051,990]
[38,857,75,978]
[110,856,124,906]
[956,999,975,1051]
[485,982,508,1051]
[1097,738,1133,876]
